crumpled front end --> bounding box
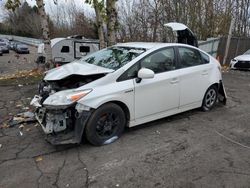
[34,103,91,145]
[30,74,104,145]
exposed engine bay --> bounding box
[38,74,105,103]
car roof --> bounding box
[115,42,196,50]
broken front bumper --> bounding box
[32,96,92,145]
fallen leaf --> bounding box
[26,128,31,132]
[1,123,9,129]
[35,156,43,162]
[0,144,2,148]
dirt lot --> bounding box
[0,46,37,76]
[0,51,250,187]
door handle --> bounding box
[170,78,179,84]
[202,70,209,75]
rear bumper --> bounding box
[218,81,227,105]
[2,49,9,53]
[17,50,29,54]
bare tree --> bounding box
[86,0,106,48]
[36,0,53,69]
[106,0,118,46]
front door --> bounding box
[134,47,180,120]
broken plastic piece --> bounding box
[30,95,42,107]
[103,136,118,145]
[8,111,36,127]
[17,111,35,119]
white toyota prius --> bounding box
[31,42,227,146]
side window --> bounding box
[178,47,203,68]
[61,46,70,53]
[200,51,210,64]
[80,46,90,53]
[141,48,176,74]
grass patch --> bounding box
[0,69,43,86]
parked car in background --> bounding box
[0,38,10,49]
[0,47,3,56]
[15,44,29,54]
[230,49,250,70]
[9,41,15,50]
[0,42,9,53]
[31,42,227,146]
[13,42,21,51]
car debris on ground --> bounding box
[8,111,36,127]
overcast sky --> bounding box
[0,0,94,20]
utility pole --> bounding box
[223,16,235,65]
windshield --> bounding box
[244,49,250,55]
[81,46,146,70]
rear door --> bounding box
[177,46,212,107]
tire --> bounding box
[201,85,218,111]
[85,103,126,146]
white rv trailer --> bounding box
[37,36,100,65]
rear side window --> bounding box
[178,47,203,68]
[61,46,70,53]
[200,52,210,64]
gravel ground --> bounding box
[0,52,250,188]
[0,46,37,76]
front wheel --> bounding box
[201,85,218,111]
[85,103,126,146]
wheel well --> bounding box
[210,83,219,90]
[102,101,130,126]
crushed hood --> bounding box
[235,54,250,61]
[45,61,113,81]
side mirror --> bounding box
[137,68,155,80]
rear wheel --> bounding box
[201,85,218,111]
[85,103,126,146]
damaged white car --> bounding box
[31,42,226,146]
